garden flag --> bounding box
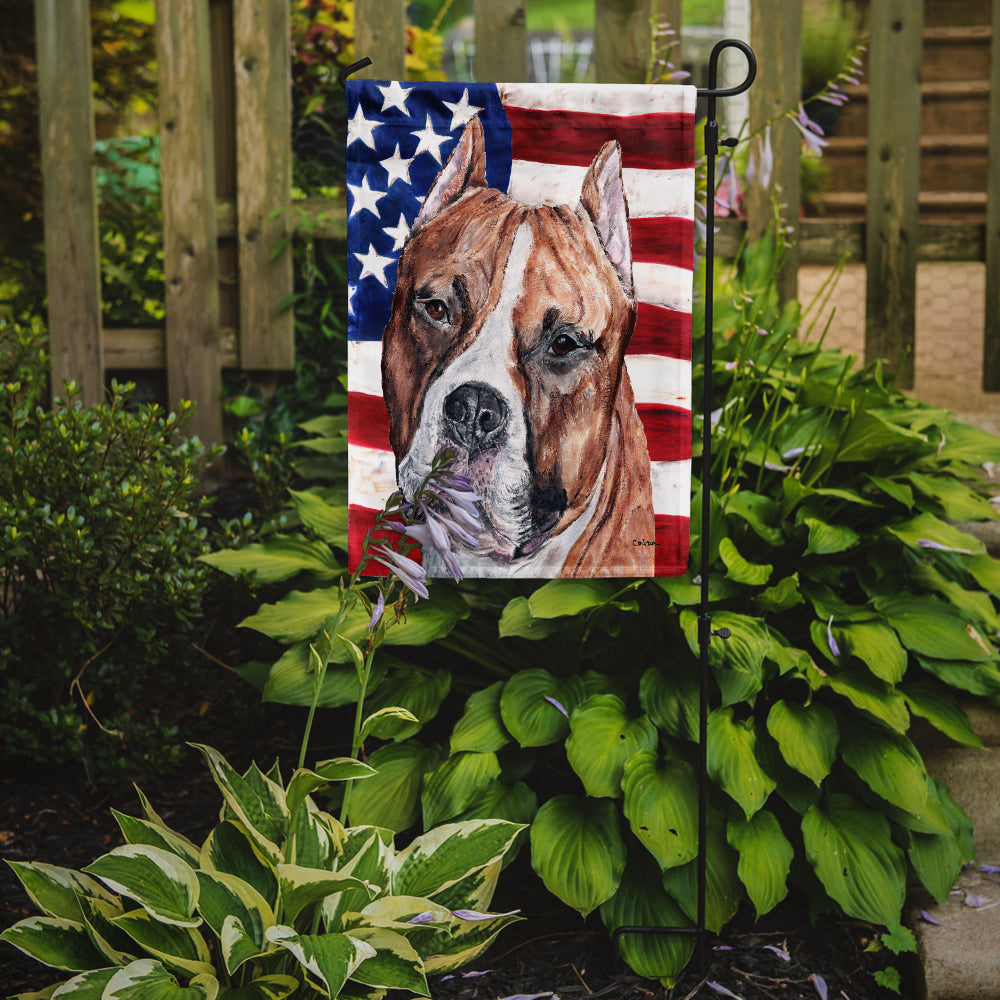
[347,81,695,578]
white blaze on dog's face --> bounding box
[381,117,638,564]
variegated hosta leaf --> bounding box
[190,745,287,863]
[77,894,136,966]
[288,802,343,870]
[499,670,585,747]
[726,810,793,917]
[706,707,776,819]
[200,822,278,910]
[425,859,501,915]
[102,958,218,999]
[345,926,429,995]
[110,908,214,978]
[802,793,906,926]
[46,966,118,997]
[529,795,626,917]
[421,907,522,975]
[214,974,299,999]
[195,870,274,973]
[621,751,699,871]
[112,810,202,868]
[276,864,375,925]
[0,916,107,971]
[265,926,376,998]
[765,700,838,786]
[323,829,393,931]
[450,681,511,754]
[391,820,524,901]
[599,853,694,987]
[219,915,269,979]
[285,760,376,823]
[5,862,117,922]
[566,695,658,799]
[83,846,200,928]
[421,751,502,829]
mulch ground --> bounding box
[1,744,913,1000]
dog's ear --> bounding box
[412,116,488,231]
[577,140,633,298]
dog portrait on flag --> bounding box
[347,82,695,579]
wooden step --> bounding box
[832,80,991,137]
[812,190,987,222]
[922,0,991,28]
[922,25,993,83]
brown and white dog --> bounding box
[381,116,654,578]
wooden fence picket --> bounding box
[984,0,1000,390]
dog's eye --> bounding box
[550,333,580,357]
[423,299,449,322]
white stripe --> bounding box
[508,162,695,220]
[633,262,692,313]
[626,355,692,409]
[498,82,697,117]
[349,443,398,511]
[348,339,383,398]
[651,460,692,517]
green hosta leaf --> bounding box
[216,975,299,1000]
[393,820,524,900]
[527,579,617,617]
[360,706,421,742]
[200,822,278,910]
[265,926,375,997]
[839,718,929,816]
[911,562,1000,632]
[499,670,584,747]
[866,474,914,509]
[727,811,793,917]
[288,488,349,545]
[835,621,907,684]
[497,596,564,639]
[681,610,770,706]
[967,553,1000,597]
[346,926,428,994]
[802,793,906,926]
[909,827,965,905]
[874,594,995,662]
[277,865,374,925]
[906,472,998,521]
[901,680,982,748]
[803,517,859,556]
[195,871,273,973]
[661,810,741,933]
[450,682,511,754]
[724,490,784,545]
[599,852,694,987]
[707,708,776,818]
[0,916,107,971]
[755,573,804,614]
[103,959,218,1000]
[111,909,214,978]
[200,535,341,584]
[285,759,376,822]
[835,410,927,463]
[421,751,502,828]
[935,421,1000,464]
[916,655,1000,697]
[347,740,441,832]
[621,751,698,870]
[765,701,838,786]
[261,643,387,709]
[639,664,699,742]
[190,746,287,862]
[886,512,985,557]
[807,660,909,732]
[83,846,200,928]
[565,695,658,798]
[453,779,538,827]
[5,862,118,923]
[112,812,201,868]
[362,667,451,740]
[530,795,626,917]
[718,537,772,585]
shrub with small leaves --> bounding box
[0,317,220,782]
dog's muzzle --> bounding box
[443,382,508,454]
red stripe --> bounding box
[348,391,391,451]
[505,106,695,171]
[654,514,690,577]
[629,303,691,360]
[638,404,691,462]
[630,217,693,269]
[348,505,423,575]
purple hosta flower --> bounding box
[747,125,774,191]
[812,974,828,1000]
[791,104,829,157]
[827,616,842,657]
[497,994,558,1000]
[407,911,438,925]
[763,944,791,962]
[919,909,958,929]
[369,543,429,600]
[917,538,973,555]
[544,695,569,717]
[715,157,742,216]
[441,970,493,981]
[367,590,385,631]
[706,983,742,999]
[451,908,521,921]
[979,864,1000,874]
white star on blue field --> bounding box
[346,82,514,343]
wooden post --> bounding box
[474,0,527,82]
[864,0,923,389]
[594,0,653,84]
[34,0,104,405]
[983,0,1000,390]
[746,0,801,306]
[354,0,406,80]
[157,0,223,445]
[233,0,294,369]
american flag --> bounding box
[346,80,695,577]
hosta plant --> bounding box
[1,744,523,999]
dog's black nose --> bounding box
[443,383,507,452]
